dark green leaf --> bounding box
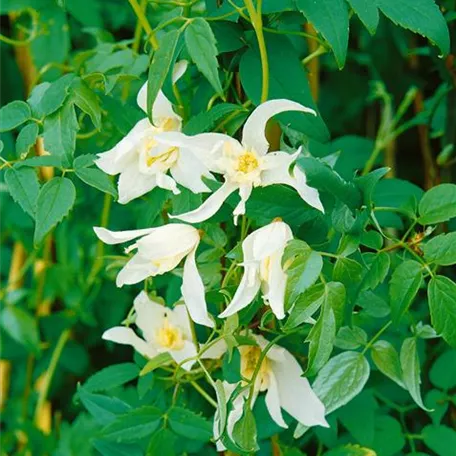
[38,73,76,117]
[423,232,456,266]
[16,123,39,158]
[429,349,456,391]
[5,167,40,218]
[0,100,31,132]
[168,406,213,441]
[335,326,367,350]
[183,103,242,135]
[70,78,102,130]
[231,404,259,453]
[371,340,405,388]
[418,184,456,225]
[362,252,390,291]
[84,363,140,393]
[346,0,379,34]
[423,425,456,456]
[147,428,177,456]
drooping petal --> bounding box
[261,151,299,188]
[102,326,157,358]
[292,165,324,212]
[251,221,293,261]
[133,291,168,343]
[96,118,152,175]
[118,161,157,204]
[116,253,158,287]
[170,181,238,223]
[265,373,288,428]
[181,246,214,327]
[242,100,316,155]
[233,184,252,225]
[93,226,156,245]
[262,250,287,320]
[271,349,328,428]
[219,265,261,318]
[169,340,197,371]
[155,171,179,194]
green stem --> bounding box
[127,0,159,50]
[190,380,217,408]
[361,321,392,355]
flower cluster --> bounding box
[95,67,327,444]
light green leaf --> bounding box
[15,123,39,158]
[389,260,423,323]
[346,0,379,34]
[185,17,223,94]
[285,283,325,329]
[428,276,456,347]
[423,232,456,266]
[362,252,390,291]
[147,29,180,121]
[34,177,76,245]
[74,154,117,197]
[38,73,76,117]
[376,0,450,56]
[5,167,40,218]
[0,306,40,354]
[296,0,349,68]
[400,337,429,410]
[168,406,213,441]
[140,352,172,375]
[16,155,63,168]
[43,102,79,167]
[335,326,368,350]
[371,340,405,388]
[84,363,140,393]
[70,78,102,129]
[418,183,456,225]
[231,404,259,453]
[0,100,31,132]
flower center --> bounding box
[237,152,259,174]
[259,256,272,282]
[155,319,184,350]
[146,146,178,167]
[240,346,271,391]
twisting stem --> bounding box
[127,0,159,50]
[244,0,269,102]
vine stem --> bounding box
[244,0,269,102]
[127,0,159,50]
[190,380,217,408]
[34,329,71,426]
[361,321,392,355]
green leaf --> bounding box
[38,73,76,117]
[312,351,370,414]
[43,102,79,167]
[285,283,325,329]
[147,428,177,456]
[167,406,213,442]
[16,123,39,158]
[16,155,63,168]
[361,252,390,291]
[34,177,76,245]
[183,103,242,135]
[428,276,456,347]
[429,350,456,391]
[5,167,40,218]
[400,337,429,410]
[418,184,456,225]
[371,340,405,388]
[0,100,31,132]
[324,444,378,456]
[84,363,140,393]
[296,0,349,68]
[425,389,449,425]
[147,29,180,121]
[185,17,223,94]
[100,406,162,442]
[335,326,368,350]
[140,352,172,376]
[74,155,117,197]
[346,0,379,34]
[333,257,364,300]
[376,0,450,56]
[231,404,259,453]
[0,306,40,354]
[423,232,456,266]
[283,240,323,305]
[70,78,102,130]
[423,425,456,456]
[389,260,423,323]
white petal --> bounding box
[253,334,286,363]
[95,119,152,175]
[169,340,197,371]
[265,373,288,428]
[168,304,193,340]
[133,291,167,343]
[261,150,299,187]
[233,184,252,225]
[250,221,293,261]
[172,60,188,83]
[181,246,214,327]
[262,250,287,320]
[170,181,238,223]
[117,162,157,204]
[102,326,157,358]
[242,100,316,155]
[219,265,261,318]
[201,339,227,359]
[93,226,156,245]
[155,171,179,195]
[271,349,328,427]
[226,387,248,443]
[293,166,324,212]
[116,253,158,287]
[137,81,148,113]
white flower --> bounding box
[155,99,324,224]
[103,291,224,370]
[219,219,293,320]
[93,223,214,327]
[214,334,327,448]
[95,61,214,204]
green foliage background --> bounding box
[1,0,456,455]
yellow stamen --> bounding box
[237,152,259,174]
[155,319,184,350]
[146,146,178,167]
[239,346,271,391]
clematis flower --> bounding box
[213,334,327,448]
[155,99,324,224]
[219,219,293,320]
[95,61,214,204]
[93,223,214,327]
[103,291,224,370]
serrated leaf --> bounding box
[147,428,177,456]
[389,260,422,323]
[335,326,368,350]
[362,252,390,291]
[296,0,349,68]
[75,166,117,197]
[185,17,223,94]
[418,183,456,225]
[168,406,212,441]
[376,0,450,56]
[38,73,76,117]
[183,103,242,135]
[371,340,405,388]
[140,352,172,376]
[285,283,325,329]
[34,177,76,245]
[428,276,456,347]
[15,123,39,158]
[5,167,40,218]
[423,232,456,266]
[147,29,180,122]
[0,100,31,132]
[346,0,379,34]
[400,337,430,410]
[231,404,259,453]
[84,363,140,393]
[16,155,63,168]
[70,78,102,129]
